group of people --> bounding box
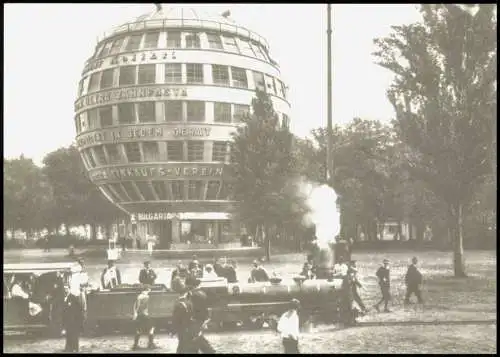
[131,275,216,352]
[298,254,424,321]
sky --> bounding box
[4,3,422,166]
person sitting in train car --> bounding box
[139,260,157,286]
[248,260,270,283]
[333,256,349,276]
[189,255,200,272]
[213,257,225,277]
[10,277,30,300]
[203,264,218,279]
[101,260,122,290]
[170,261,183,283]
[300,261,316,280]
[225,260,238,283]
[171,265,189,293]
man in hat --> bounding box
[277,299,301,353]
[101,260,122,290]
[348,261,367,313]
[61,283,84,352]
[172,278,215,353]
[374,259,391,312]
[139,261,157,286]
[404,257,424,306]
[171,264,188,293]
[189,255,200,272]
[132,286,157,350]
[249,260,270,283]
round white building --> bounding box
[74,6,291,248]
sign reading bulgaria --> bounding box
[75,86,188,112]
[89,164,225,182]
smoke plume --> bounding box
[299,178,341,249]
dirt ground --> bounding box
[3,249,497,353]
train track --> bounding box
[4,318,496,341]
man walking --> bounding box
[172,279,215,354]
[62,284,84,352]
[348,261,367,313]
[139,261,157,286]
[277,299,301,353]
[374,259,391,313]
[404,257,424,306]
[132,286,157,350]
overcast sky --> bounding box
[4,3,422,165]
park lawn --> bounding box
[3,249,496,353]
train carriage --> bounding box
[3,262,79,336]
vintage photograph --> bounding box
[3,3,496,354]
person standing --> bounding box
[139,261,158,286]
[374,259,391,313]
[348,261,367,313]
[404,257,424,306]
[189,287,216,354]
[100,260,122,289]
[132,287,157,350]
[172,285,195,353]
[277,299,301,354]
[61,284,84,352]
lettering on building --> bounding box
[173,127,211,137]
[81,51,177,76]
[89,165,224,182]
[75,86,188,111]
[137,212,175,221]
[76,126,222,148]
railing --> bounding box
[98,18,270,50]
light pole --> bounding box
[326,4,333,186]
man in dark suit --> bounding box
[61,284,84,352]
[139,261,157,286]
[404,257,424,306]
[374,259,391,313]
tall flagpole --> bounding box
[326,4,333,185]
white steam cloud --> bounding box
[300,179,341,249]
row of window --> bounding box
[76,101,252,133]
[94,31,270,63]
[100,179,232,202]
[79,64,287,99]
[81,141,231,168]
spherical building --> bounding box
[74,6,291,248]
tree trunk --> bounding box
[452,203,467,278]
[264,225,271,262]
[65,223,70,238]
[90,223,97,241]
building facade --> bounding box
[74,6,291,248]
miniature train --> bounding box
[4,240,353,337]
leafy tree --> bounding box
[373,4,496,276]
[4,155,50,236]
[229,90,310,260]
[42,145,123,238]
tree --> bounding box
[42,145,123,237]
[4,155,50,236]
[373,4,496,276]
[229,90,310,260]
